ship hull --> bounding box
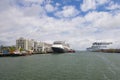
[52,47,66,53]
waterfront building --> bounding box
[34,41,52,53]
[16,37,52,53]
[43,42,53,53]
[34,41,43,53]
[16,37,34,51]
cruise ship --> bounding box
[52,41,75,53]
[87,42,112,51]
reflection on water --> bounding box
[0,52,120,80]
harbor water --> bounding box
[0,51,120,80]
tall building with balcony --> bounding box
[16,37,34,51]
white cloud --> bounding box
[84,11,120,43]
[45,4,56,12]
[108,41,120,49]
[24,0,44,3]
[0,0,120,50]
[22,4,46,17]
[81,0,109,12]
[1,7,120,50]
[56,3,61,7]
[55,6,80,18]
[81,0,96,12]
[84,11,120,29]
[106,1,120,10]
[0,0,12,12]
[96,0,109,5]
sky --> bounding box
[0,0,120,50]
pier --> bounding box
[0,53,29,57]
[0,51,53,57]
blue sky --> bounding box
[0,0,120,50]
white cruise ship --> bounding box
[52,41,75,53]
[87,42,112,51]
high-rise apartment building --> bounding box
[16,37,34,50]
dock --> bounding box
[0,53,32,57]
[0,51,53,57]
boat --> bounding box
[52,41,74,53]
[68,49,76,53]
[86,42,112,51]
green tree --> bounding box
[20,48,24,51]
